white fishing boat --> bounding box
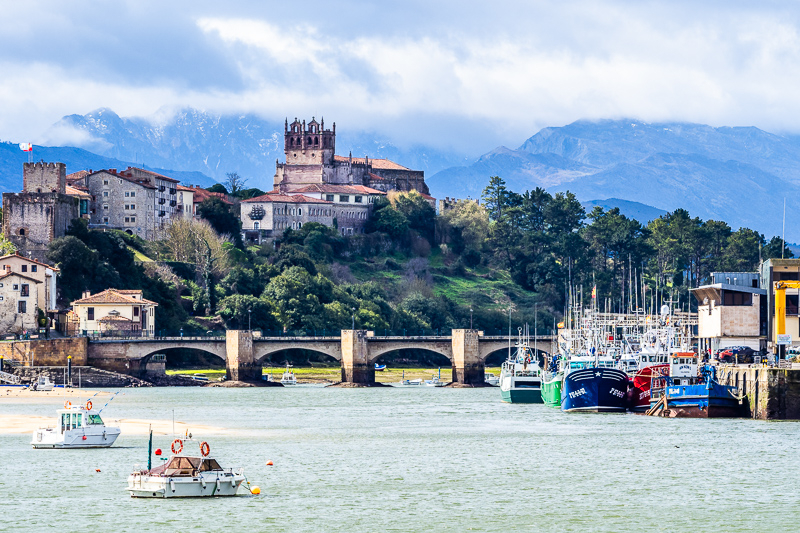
[30,375,55,391]
[128,436,248,498]
[280,364,297,385]
[31,400,120,448]
[484,372,500,386]
[500,326,544,403]
[396,370,423,386]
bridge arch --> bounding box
[367,342,453,365]
[254,346,341,364]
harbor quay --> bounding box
[0,329,556,387]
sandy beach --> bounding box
[1,387,112,400]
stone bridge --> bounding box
[87,329,556,385]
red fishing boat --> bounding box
[630,363,669,412]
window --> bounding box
[103,204,109,210]
[130,217,135,223]
[254,221,260,230]
[298,208,302,216]
[31,265,37,273]
[103,180,109,185]
[339,195,349,202]
[87,307,94,320]
[355,195,363,203]
[722,291,753,306]
[125,192,130,197]
[19,228,25,236]
[133,307,139,317]
[0,296,3,302]
[21,265,27,272]
[130,192,135,198]
[124,217,129,223]
[103,191,108,197]
[12,284,18,291]
[17,301,26,313]
[326,194,334,202]
[103,217,109,224]
[20,284,29,297]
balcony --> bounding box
[159,211,166,217]
[169,188,176,195]
[159,198,166,205]
[159,186,166,192]
[170,200,177,207]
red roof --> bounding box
[288,184,386,195]
[333,155,410,170]
[242,193,331,204]
[71,288,158,306]
[190,187,234,205]
[0,252,60,271]
[89,169,156,189]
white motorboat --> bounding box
[128,437,247,498]
[424,376,445,387]
[32,400,120,448]
[484,372,500,386]
[396,370,422,386]
[280,364,297,385]
[30,375,55,391]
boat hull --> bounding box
[127,471,245,498]
[561,368,629,413]
[500,387,542,403]
[630,364,669,412]
[32,427,120,448]
[541,373,562,408]
[651,383,745,418]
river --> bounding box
[1,386,798,532]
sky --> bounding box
[2,0,800,152]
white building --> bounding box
[71,288,158,336]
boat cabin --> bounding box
[57,408,105,434]
[149,456,223,477]
[669,352,699,385]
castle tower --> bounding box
[284,117,335,166]
[23,162,66,194]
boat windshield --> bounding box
[86,414,104,425]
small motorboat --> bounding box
[374,363,387,371]
[396,370,422,386]
[424,368,446,387]
[30,375,54,391]
[280,364,297,385]
[484,372,500,386]
[32,400,120,448]
[128,435,247,498]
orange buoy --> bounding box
[199,441,210,457]
[251,486,261,495]
[85,400,93,410]
[266,460,273,466]
[95,469,101,472]
[64,401,72,409]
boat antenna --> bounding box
[147,425,153,471]
[172,409,175,436]
[782,197,786,259]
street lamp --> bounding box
[248,309,252,332]
[470,308,473,330]
[180,327,183,338]
[352,307,356,330]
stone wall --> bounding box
[717,366,800,419]
[0,337,87,366]
[2,192,80,262]
[23,162,66,193]
[8,365,150,387]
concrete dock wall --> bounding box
[716,366,800,420]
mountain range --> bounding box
[3,110,800,241]
[428,119,800,241]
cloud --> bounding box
[3,1,800,152]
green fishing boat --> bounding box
[541,372,562,408]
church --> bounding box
[240,118,433,241]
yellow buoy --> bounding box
[251,486,261,495]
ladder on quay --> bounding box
[0,370,20,384]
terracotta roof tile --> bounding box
[288,184,386,195]
[65,185,91,199]
[123,166,180,183]
[242,193,332,204]
[0,253,60,271]
[71,289,158,306]
[333,155,410,170]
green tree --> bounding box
[197,197,242,248]
[390,190,436,242]
[722,228,764,271]
[224,172,248,196]
[207,183,227,194]
[367,205,409,238]
[218,294,279,331]
[762,236,795,260]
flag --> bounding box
[591,285,597,299]
[19,143,32,152]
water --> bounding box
[2,386,799,532]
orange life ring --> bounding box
[64,401,72,409]
[85,400,93,411]
[200,441,210,457]
[171,438,183,454]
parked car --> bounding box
[718,346,755,363]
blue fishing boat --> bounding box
[561,352,629,413]
[374,363,387,371]
[648,353,744,418]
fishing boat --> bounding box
[32,400,120,448]
[424,368,446,387]
[541,354,564,408]
[397,370,423,386]
[280,364,297,385]
[374,363,387,371]
[647,354,745,418]
[499,326,543,403]
[561,350,629,413]
[30,375,55,391]
[484,372,499,386]
[128,434,248,498]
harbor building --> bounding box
[0,253,59,313]
[2,162,82,263]
[691,272,767,354]
[0,269,41,334]
[70,288,158,337]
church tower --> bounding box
[284,117,335,166]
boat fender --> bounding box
[103,431,107,440]
[169,479,175,493]
[64,401,71,409]
[86,400,92,410]
[200,441,210,457]
[171,439,183,454]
